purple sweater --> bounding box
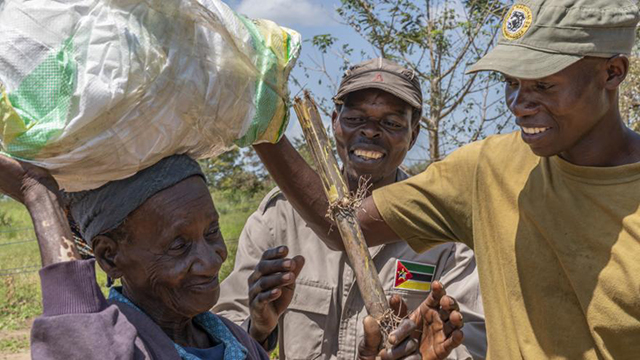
[31,260,269,360]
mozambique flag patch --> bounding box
[394,259,436,292]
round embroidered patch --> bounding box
[503,4,533,40]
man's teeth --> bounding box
[354,149,384,160]
[522,127,550,135]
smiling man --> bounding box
[252,0,640,359]
[216,58,486,359]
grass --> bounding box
[0,189,266,353]
[0,335,29,353]
[0,200,40,332]
[213,190,265,281]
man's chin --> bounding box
[347,170,384,186]
[526,144,560,158]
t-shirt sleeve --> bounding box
[372,141,482,252]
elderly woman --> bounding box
[0,154,296,359]
[0,154,462,360]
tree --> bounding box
[199,135,330,198]
[620,23,640,132]
[200,148,271,197]
[298,0,511,163]
[620,57,640,132]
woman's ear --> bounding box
[92,235,123,279]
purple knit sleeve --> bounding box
[32,260,160,359]
[38,259,108,316]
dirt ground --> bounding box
[0,320,31,360]
[0,353,29,360]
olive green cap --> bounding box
[468,0,640,79]
[334,58,423,109]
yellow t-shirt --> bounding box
[373,132,640,360]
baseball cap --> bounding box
[468,0,640,79]
[334,58,423,110]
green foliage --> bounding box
[200,148,273,197]
[311,34,337,53]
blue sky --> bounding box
[228,0,373,139]
[227,0,499,164]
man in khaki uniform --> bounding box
[252,1,640,359]
[215,59,486,359]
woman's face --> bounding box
[109,176,227,320]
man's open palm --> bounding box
[411,281,464,359]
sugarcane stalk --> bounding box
[293,91,390,320]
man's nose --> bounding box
[508,88,539,118]
[360,120,382,138]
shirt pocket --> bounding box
[385,288,430,315]
[281,281,333,360]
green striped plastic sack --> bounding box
[0,0,300,191]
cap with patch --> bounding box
[468,0,640,79]
[334,58,423,109]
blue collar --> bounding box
[108,288,247,360]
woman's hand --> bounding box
[0,154,58,204]
[0,154,79,266]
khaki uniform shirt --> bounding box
[215,173,486,360]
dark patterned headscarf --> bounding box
[65,155,204,245]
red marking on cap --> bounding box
[372,73,384,82]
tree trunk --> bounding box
[427,117,440,162]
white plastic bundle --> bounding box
[0,0,300,191]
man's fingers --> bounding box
[409,296,430,327]
[359,315,383,358]
[248,256,299,284]
[250,287,282,309]
[260,245,289,260]
[440,295,460,313]
[388,318,417,346]
[381,337,419,360]
[256,257,298,275]
[425,308,445,333]
[248,271,296,300]
[290,255,305,279]
[433,330,464,359]
[443,311,464,336]
[424,281,446,309]
[389,294,409,318]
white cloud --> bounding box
[235,0,336,27]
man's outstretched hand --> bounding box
[358,281,464,360]
[412,280,464,359]
[248,246,305,348]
